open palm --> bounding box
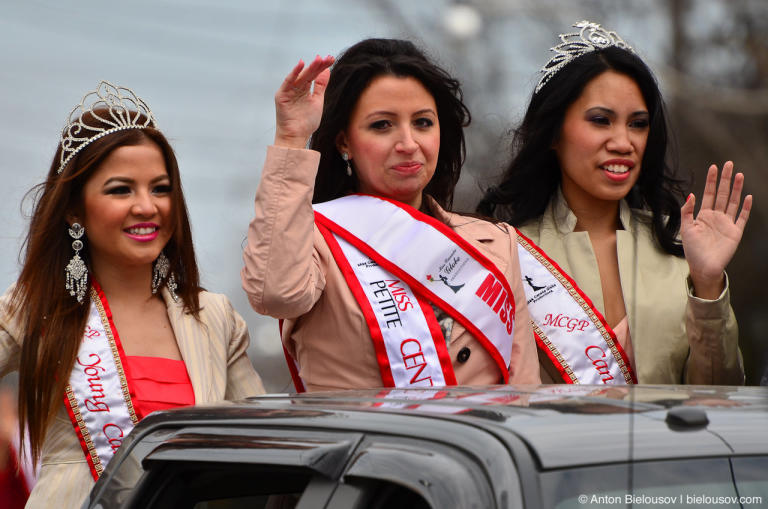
[680,161,752,298]
[274,55,334,149]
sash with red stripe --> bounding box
[516,230,636,384]
[284,194,516,391]
[63,283,138,480]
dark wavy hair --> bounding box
[310,38,471,209]
[477,46,686,256]
[11,109,203,465]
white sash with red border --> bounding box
[63,285,138,480]
[286,194,515,391]
[516,230,636,385]
[325,232,456,388]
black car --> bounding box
[84,385,768,508]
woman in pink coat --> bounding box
[242,39,540,391]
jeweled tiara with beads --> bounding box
[57,81,157,174]
[534,20,634,95]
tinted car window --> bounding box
[130,461,432,509]
[133,463,313,509]
[732,456,768,501]
[542,458,740,508]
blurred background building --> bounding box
[1,0,766,392]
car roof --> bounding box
[135,384,768,470]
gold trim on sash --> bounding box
[93,292,138,425]
[64,287,139,478]
[64,385,102,474]
[517,234,634,384]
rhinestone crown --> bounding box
[535,20,634,95]
[58,81,157,174]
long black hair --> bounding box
[478,46,686,256]
[310,38,471,209]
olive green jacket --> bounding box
[518,191,743,385]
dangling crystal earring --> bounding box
[152,252,179,302]
[151,252,169,294]
[65,223,88,304]
[166,272,179,303]
[342,152,352,177]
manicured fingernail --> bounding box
[687,193,693,202]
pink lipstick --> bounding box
[124,222,160,242]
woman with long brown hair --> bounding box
[242,39,540,391]
[0,81,264,507]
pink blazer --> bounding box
[242,146,540,391]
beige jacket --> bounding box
[0,287,264,508]
[242,146,540,391]
[518,191,743,385]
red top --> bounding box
[124,356,195,420]
[0,443,30,509]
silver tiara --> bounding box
[58,81,157,174]
[534,20,634,94]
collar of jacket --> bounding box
[551,187,636,235]
[423,194,498,243]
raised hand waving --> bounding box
[680,161,753,299]
[274,55,335,149]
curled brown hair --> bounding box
[11,109,202,464]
